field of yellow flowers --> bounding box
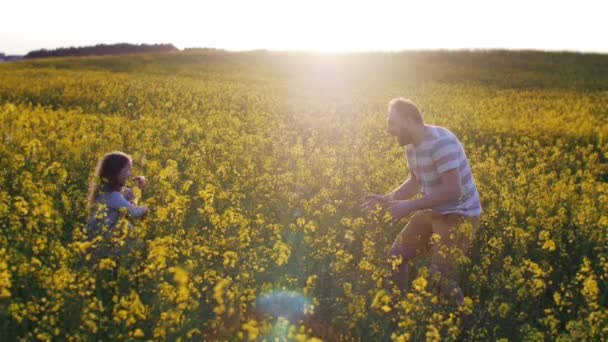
[0,50,607,341]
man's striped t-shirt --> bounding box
[405,125,482,217]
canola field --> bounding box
[0,50,607,341]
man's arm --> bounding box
[386,176,421,201]
[361,176,421,213]
[404,168,462,211]
[387,168,462,220]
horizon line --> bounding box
[2,43,608,57]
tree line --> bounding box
[24,43,178,59]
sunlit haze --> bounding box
[1,0,607,55]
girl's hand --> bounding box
[141,206,149,219]
[122,187,135,201]
[133,176,147,189]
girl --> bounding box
[86,151,149,237]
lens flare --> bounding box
[255,290,313,322]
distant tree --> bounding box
[183,47,227,53]
[24,43,178,59]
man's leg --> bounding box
[429,213,480,305]
[387,210,433,291]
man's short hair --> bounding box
[388,98,423,124]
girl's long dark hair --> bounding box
[87,151,131,208]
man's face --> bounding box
[387,110,411,146]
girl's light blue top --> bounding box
[87,188,146,234]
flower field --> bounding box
[0,50,607,341]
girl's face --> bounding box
[118,159,133,186]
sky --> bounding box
[1,0,607,55]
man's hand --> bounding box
[387,200,416,223]
[361,193,390,214]
[133,175,147,189]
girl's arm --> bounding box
[122,175,147,203]
[107,192,148,218]
[121,187,135,202]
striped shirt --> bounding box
[406,125,482,217]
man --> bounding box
[362,98,482,305]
